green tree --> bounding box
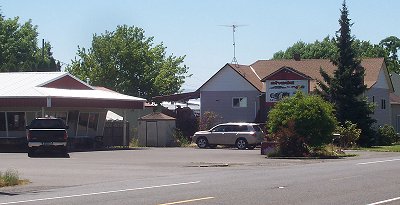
[273,37,338,60]
[267,92,337,156]
[0,13,60,72]
[272,36,387,61]
[317,1,376,146]
[379,36,400,73]
[67,25,189,100]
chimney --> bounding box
[293,53,301,61]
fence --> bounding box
[103,120,130,147]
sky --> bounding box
[0,0,399,91]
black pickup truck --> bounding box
[26,118,69,157]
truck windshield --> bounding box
[29,119,66,129]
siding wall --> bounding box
[391,104,400,132]
[366,87,391,126]
[201,90,260,123]
[200,65,261,123]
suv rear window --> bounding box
[233,125,249,132]
[29,119,66,129]
[252,125,262,132]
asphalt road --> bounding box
[0,148,400,205]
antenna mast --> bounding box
[220,24,247,66]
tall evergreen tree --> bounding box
[317,1,376,146]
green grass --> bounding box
[357,144,400,152]
[0,169,29,187]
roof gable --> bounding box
[199,64,260,92]
[262,66,312,81]
[40,74,93,90]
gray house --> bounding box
[199,58,394,128]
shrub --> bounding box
[198,111,222,130]
[172,128,191,147]
[0,169,20,187]
[335,121,361,148]
[271,120,309,156]
[129,137,141,147]
[376,124,398,146]
[267,92,337,156]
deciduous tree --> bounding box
[379,36,400,73]
[0,13,60,72]
[67,25,190,100]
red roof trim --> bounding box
[262,66,312,81]
[41,75,93,90]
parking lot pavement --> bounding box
[1,147,399,193]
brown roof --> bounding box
[138,112,176,121]
[390,93,400,104]
[229,64,263,91]
[152,91,200,102]
[251,58,386,90]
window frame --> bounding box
[381,99,386,110]
[232,97,248,108]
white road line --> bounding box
[356,158,400,165]
[0,181,201,205]
[330,175,361,181]
[367,196,400,205]
[158,196,215,205]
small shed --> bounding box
[138,112,176,147]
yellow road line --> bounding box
[159,197,215,205]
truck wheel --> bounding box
[61,147,69,158]
[27,148,35,158]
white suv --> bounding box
[192,123,265,150]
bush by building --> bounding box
[335,121,361,149]
[267,92,337,157]
[376,124,398,146]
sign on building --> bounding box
[261,66,312,105]
[266,80,309,103]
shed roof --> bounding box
[138,112,176,121]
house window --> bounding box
[0,112,6,131]
[88,113,99,135]
[77,112,99,136]
[7,112,25,131]
[381,99,386,110]
[233,97,247,108]
[77,113,89,136]
[45,112,68,122]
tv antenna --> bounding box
[219,24,247,66]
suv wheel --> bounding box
[236,138,248,150]
[196,137,209,148]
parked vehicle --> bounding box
[192,123,265,150]
[26,118,69,157]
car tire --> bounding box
[196,137,209,148]
[236,138,248,150]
